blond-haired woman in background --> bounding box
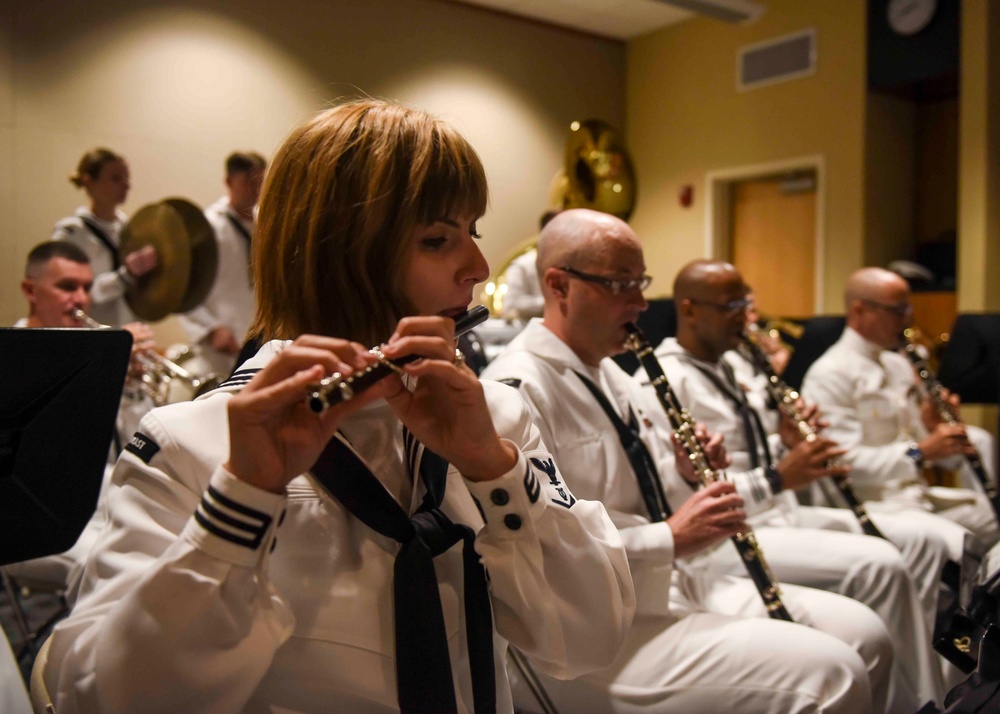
[52,147,157,326]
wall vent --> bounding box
[738,29,816,91]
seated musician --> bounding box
[52,148,157,327]
[7,241,155,596]
[801,266,999,550]
[483,209,889,714]
[42,99,634,714]
[641,259,963,709]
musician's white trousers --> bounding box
[699,517,944,711]
[508,578,884,714]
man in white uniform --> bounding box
[181,151,266,375]
[644,259,962,708]
[801,267,999,552]
[6,241,155,596]
[483,209,891,713]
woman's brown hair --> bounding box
[249,99,488,345]
[69,148,125,188]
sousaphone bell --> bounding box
[562,119,636,221]
[119,197,218,322]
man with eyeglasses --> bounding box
[483,210,897,713]
[641,259,964,708]
[801,267,998,550]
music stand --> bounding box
[0,328,131,565]
[781,316,846,391]
[612,297,677,375]
[938,313,1000,406]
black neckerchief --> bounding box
[309,430,496,714]
[574,371,672,522]
[79,216,120,269]
[225,211,253,247]
[680,355,773,469]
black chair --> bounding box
[781,316,846,391]
[938,313,1000,406]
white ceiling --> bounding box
[451,0,695,41]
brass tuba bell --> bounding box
[561,119,637,221]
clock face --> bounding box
[887,0,937,36]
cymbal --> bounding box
[563,119,636,221]
[120,198,218,322]
[162,198,217,312]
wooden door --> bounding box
[730,174,817,318]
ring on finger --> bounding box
[453,348,465,366]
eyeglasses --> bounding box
[689,298,752,315]
[861,299,913,317]
[560,265,652,295]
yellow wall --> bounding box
[959,0,1000,313]
[627,0,867,309]
[0,0,624,331]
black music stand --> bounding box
[0,328,131,565]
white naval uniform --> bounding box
[52,207,134,327]
[641,336,952,708]
[500,249,544,321]
[179,197,256,376]
[483,320,883,714]
[0,636,30,714]
[801,327,999,551]
[44,340,634,714]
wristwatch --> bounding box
[764,464,783,494]
[905,442,924,469]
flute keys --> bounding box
[307,373,355,414]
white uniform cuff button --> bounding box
[503,514,522,531]
[490,488,510,506]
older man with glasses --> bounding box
[801,267,999,551]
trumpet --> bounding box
[740,325,887,540]
[73,309,221,406]
[625,323,794,621]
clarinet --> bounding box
[306,305,490,414]
[900,336,1000,522]
[739,328,887,540]
[625,324,794,622]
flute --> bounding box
[306,305,490,415]
[739,327,887,540]
[625,324,794,621]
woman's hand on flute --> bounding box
[381,316,518,482]
[224,336,382,493]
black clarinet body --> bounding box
[901,340,1000,522]
[625,324,794,622]
[739,331,887,540]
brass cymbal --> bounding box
[162,198,217,312]
[120,198,218,322]
[563,119,636,221]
